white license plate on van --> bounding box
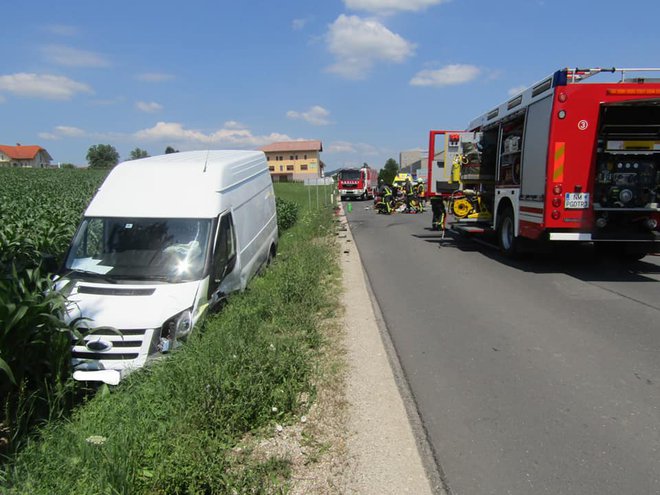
[565,193,590,209]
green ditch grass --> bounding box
[1,182,339,494]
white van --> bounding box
[58,150,278,385]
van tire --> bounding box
[268,244,277,265]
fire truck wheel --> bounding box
[497,207,518,257]
[621,251,648,262]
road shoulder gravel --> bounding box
[338,207,442,494]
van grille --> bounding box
[77,286,156,296]
[82,328,147,336]
[72,351,140,360]
[73,328,154,367]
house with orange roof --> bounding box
[260,140,323,182]
[0,144,53,168]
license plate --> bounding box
[565,192,590,209]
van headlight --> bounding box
[162,308,193,341]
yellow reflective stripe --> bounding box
[553,142,565,182]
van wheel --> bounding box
[267,244,276,265]
[497,207,519,257]
[258,246,276,277]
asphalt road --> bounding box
[344,201,660,495]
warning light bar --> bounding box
[607,88,660,96]
[449,134,460,144]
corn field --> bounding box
[0,167,107,455]
[0,168,106,272]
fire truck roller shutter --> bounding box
[521,95,553,198]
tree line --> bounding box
[85,145,179,168]
[378,158,399,185]
[86,146,403,182]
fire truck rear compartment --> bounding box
[593,101,660,239]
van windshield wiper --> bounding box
[110,274,175,283]
[66,269,118,284]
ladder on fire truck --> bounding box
[565,67,660,83]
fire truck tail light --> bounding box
[551,210,561,220]
[558,92,567,102]
[553,184,563,195]
[552,198,561,208]
[558,110,567,119]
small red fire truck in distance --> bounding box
[337,165,378,201]
[427,67,660,259]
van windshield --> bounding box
[64,217,212,282]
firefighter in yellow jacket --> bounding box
[415,178,425,210]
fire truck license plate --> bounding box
[564,192,590,209]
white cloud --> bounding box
[41,45,110,68]
[327,141,357,153]
[292,18,309,30]
[410,64,480,87]
[326,15,415,79]
[39,125,87,140]
[287,105,331,126]
[223,120,247,130]
[326,140,379,156]
[134,122,293,148]
[136,101,163,113]
[344,0,447,13]
[52,125,86,137]
[136,72,175,82]
[0,73,92,100]
[508,85,527,96]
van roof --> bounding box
[85,150,268,218]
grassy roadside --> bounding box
[1,182,341,494]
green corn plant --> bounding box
[0,264,76,454]
[275,197,299,232]
[0,168,108,455]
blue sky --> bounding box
[1,0,658,169]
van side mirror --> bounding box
[41,254,60,275]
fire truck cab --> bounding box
[428,67,660,259]
[337,166,377,201]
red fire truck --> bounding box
[337,165,378,201]
[427,67,660,259]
